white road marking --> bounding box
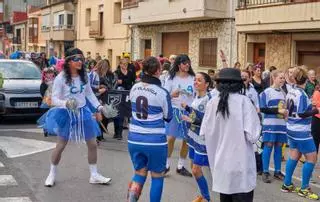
[0,197,32,202]
[0,128,43,134]
[0,175,18,186]
[0,161,3,167]
[0,136,56,158]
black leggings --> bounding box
[220,190,254,202]
[311,116,320,153]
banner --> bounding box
[101,90,131,118]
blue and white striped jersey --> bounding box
[128,81,173,145]
[286,87,312,141]
[246,84,259,109]
[260,87,287,135]
[186,93,212,155]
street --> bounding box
[0,118,318,202]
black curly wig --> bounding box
[63,48,87,85]
[169,54,195,79]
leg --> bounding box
[128,168,148,202]
[166,136,176,171]
[45,137,68,186]
[301,151,317,189]
[113,117,124,140]
[150,172,165,202]
[232,190,254,202]
[220,193,233,202]
[255,152,262,175]
[283,149,301,187]
[262,142,273,183]
[86,138,111,184]
[176,140,192,177]
[274,142,284,180]
[192,164,210,202]
[311,117,320,154]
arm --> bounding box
[162,90,173,122]
[51,75,67,107]
[297,94,319,118]
[40,83,48,97]
[259,91,279,114]
[219,50,228,68]
[298,108,319,118]
[243,98,261,144]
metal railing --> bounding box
[238,0,320,8]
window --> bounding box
[67,14,73,27]
[114,2,121,24]
[58,14,64,26]
[99,12,104,36]
[86,8,91,26]
[0,2,3,13]
[199,38,217,67]
[41,14,50,30]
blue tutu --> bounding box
[37,105,101,142]
[165,107,189,139]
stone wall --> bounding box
[132,19,237,71]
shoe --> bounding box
[113,134,118,139]
[44,174,55,187]
[281,183,296,193]
[89,173,112,185]
[164,167,170,175]
[274,171,285,181]
[44,131,48,137]
[257,171,262,176]
[176,167,192,177]
[117,135,123,140]
[192,195,207,202]
[298,187,319,200]
[262,172,271,183]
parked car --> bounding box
[0,60,43,117]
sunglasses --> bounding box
[182,61,191,66]
[71,56,84,62]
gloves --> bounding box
[66,98,78,112]
[99,104,119,119]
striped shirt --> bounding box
[128,77,173,145]
[286,87,312,141]
[260,87,287,135]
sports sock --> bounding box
[284,158,298,186]
[49,164,57,176]
[196,175,210,201]
[262,145,272,173]
[166,158,171,169]
[274,145,282,172]
[150,177,164,202]
[302,162,315,189]
[177,158,185,170]
[89,164,98,176]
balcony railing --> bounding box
[52,25,75,31]
[89,20,104,39]
[238,0,320,8]
[12,37,21,44]
[123,0,139,9]
[41,26,50,32]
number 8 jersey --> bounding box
[286,87,313,141]
[129,78,173,145]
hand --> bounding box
[117,80,123,84]
[219,50,226,61]
[181,102,187,109]
[181,115,192,123]
[99,88,107,94]
[95,112,103,121]
[278,108,287,115]
[171,89,180,98]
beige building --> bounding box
[76,0,130,69]
[122,0,238,71]
[27,7,46,53]
[236,0,320,74]
[41,0,76,57]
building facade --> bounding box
[236,0,320,75]
[122,0,238,71]
[27,6,46,53]
[11,11,28,52]
[41,0,76,57]
[76,0,130,69]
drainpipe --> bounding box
[229,0,234,66]
[130,25,134,60]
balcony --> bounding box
[52,25,75,41]
[89,20,104,40]
[236,0,320,33]
[12,37,22,44]
[29,36,38,44]
[121,0,232,25]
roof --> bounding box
[12,12,28,24]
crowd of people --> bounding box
[6,46,320,202]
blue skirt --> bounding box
[165,107,189,139]
[37,106,101,142]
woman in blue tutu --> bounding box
[39,48,112,187]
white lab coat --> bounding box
[200,93,261,194]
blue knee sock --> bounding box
[274,145,282,172]
[284,158,298,186]
[196,175,210,201]
[262,146,272,173]
[302,162,315,189]
[150,177,164,202]
[132,174,147,186]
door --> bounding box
[162,32,189,58]
[253,43,265,69]
[144,39,151,58]
[298,52,320,76]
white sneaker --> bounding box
[89,173,112,185]
[44,174,55,187]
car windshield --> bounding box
[0,62,41,79]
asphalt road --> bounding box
[0,117,317,202]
